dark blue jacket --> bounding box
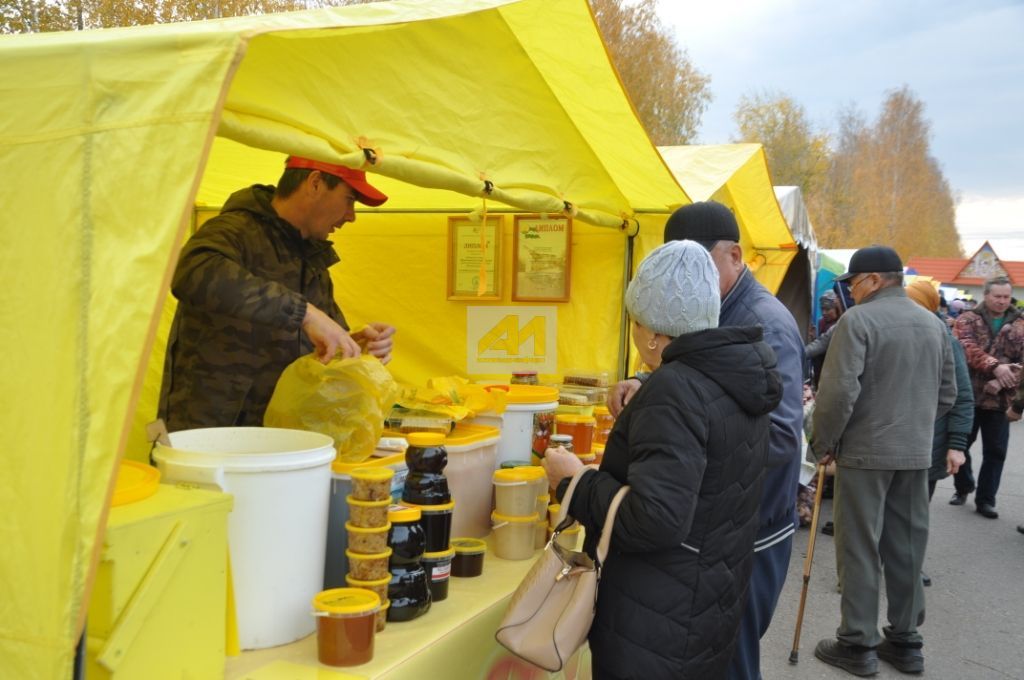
[719,268,804,550]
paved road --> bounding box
[761,423,1024,680]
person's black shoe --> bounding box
[976,503,999,519]
[822,520,835,536]
[814,639,879,676]
[949,492,967,505]
[877,640,924,674]
[921,571,931,587]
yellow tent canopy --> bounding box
[657,144,797,294]
[0,1,694,676]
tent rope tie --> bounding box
[361,147,379,166]
[477,199,489,296]
[562,200,578,218]
[482,180,494,195]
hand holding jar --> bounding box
[541,444,583,491]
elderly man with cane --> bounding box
[810,246,956,676]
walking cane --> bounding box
[789,462,828,663]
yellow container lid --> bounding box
[505,384,560,405]
[346,495,390,508]
[345,521,392,534]
[313,588,380,616]
[548,503,560,514]
[492,511,539,524]
[345,574,392,588]
[423,547,456,560]
[350,467,395,482]
[345,547,393,561]
[518,465,546,481]
[388,504,422,522]
[594,443,606,454]
[333,451,404,475]
[405,500,456,512]
[445,423,501,446]
[594,405,611,416]
[452,537,487,554]
[407,432,445,447]
[493,468,531,484]
[111,461,161,507]
[556,414,596,424]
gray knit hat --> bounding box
[626,240,720,337]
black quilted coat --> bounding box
[565,326,782,679]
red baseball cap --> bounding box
[285,156,388,207]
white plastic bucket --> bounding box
[153,427,334,650]
[469,386,558,466]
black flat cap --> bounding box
[664,201,741,249]
[836,245,904,281]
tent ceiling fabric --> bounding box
[212,0,688,225]
[1,1,690,677]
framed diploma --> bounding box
[447,215,503,300]
[512,215,572,302]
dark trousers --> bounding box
[955,408,1009,507]
[726,534,793,680]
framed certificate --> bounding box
[512,215,572,302]
[447,215,503,300]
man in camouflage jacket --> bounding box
[951,276,1023,517]
[159,156,395,431]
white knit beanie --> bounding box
[625,240,720,337]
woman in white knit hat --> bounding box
[542,240,783,679]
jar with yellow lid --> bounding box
[451,537,486,577]
[555,414,596,454]
[403,432,450,505]
[312,588,380,667]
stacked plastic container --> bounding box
[491,465,547,559]
[344,468,395,632]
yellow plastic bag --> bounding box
[265,354,398,463]
[394,376,508,421]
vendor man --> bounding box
[159,156,395,432]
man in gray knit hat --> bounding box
[609,201,804,680]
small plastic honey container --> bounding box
[345,548,393,581]
[350,467,395,502]
[345,573,391,604]
[535,494,550,521]
[347,495,391,528]
[593,405,614,446]
[451,537,486,577]
[493,468,536,516]
[492,512,538,560]
[555,525,582,550]
[555,414,596,455]
[312,588,380,667]
[407,500,455,553]
[422,547,455,601]
[345,521,391,555]
[534,518,548,549]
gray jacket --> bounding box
[811,286,956,470]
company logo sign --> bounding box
[467,306,557,375]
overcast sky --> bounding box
[656,0,1024,259]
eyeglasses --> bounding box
[849,274,873,293]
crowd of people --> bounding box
[161,152,1012,678]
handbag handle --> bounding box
[554,465,630,565]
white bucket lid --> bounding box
[154,427,335,473]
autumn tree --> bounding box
[816,86,960,258]
[589,0,711,145]
[733,90,830,197]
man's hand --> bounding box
[302,304,360,364]
[351,322,396,365]
[1008,406,1023,423]
[993,363,1021,389]
[946,449,965,475]
[608,378,641,417]
[541,445,584,492]
[817,450,835,468]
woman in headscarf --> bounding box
[542,240,782,679]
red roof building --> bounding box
[906,241,1024,287]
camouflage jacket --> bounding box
[953,304,1024,410]
[158,185,346,431]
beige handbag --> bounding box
[495,465,630,672]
